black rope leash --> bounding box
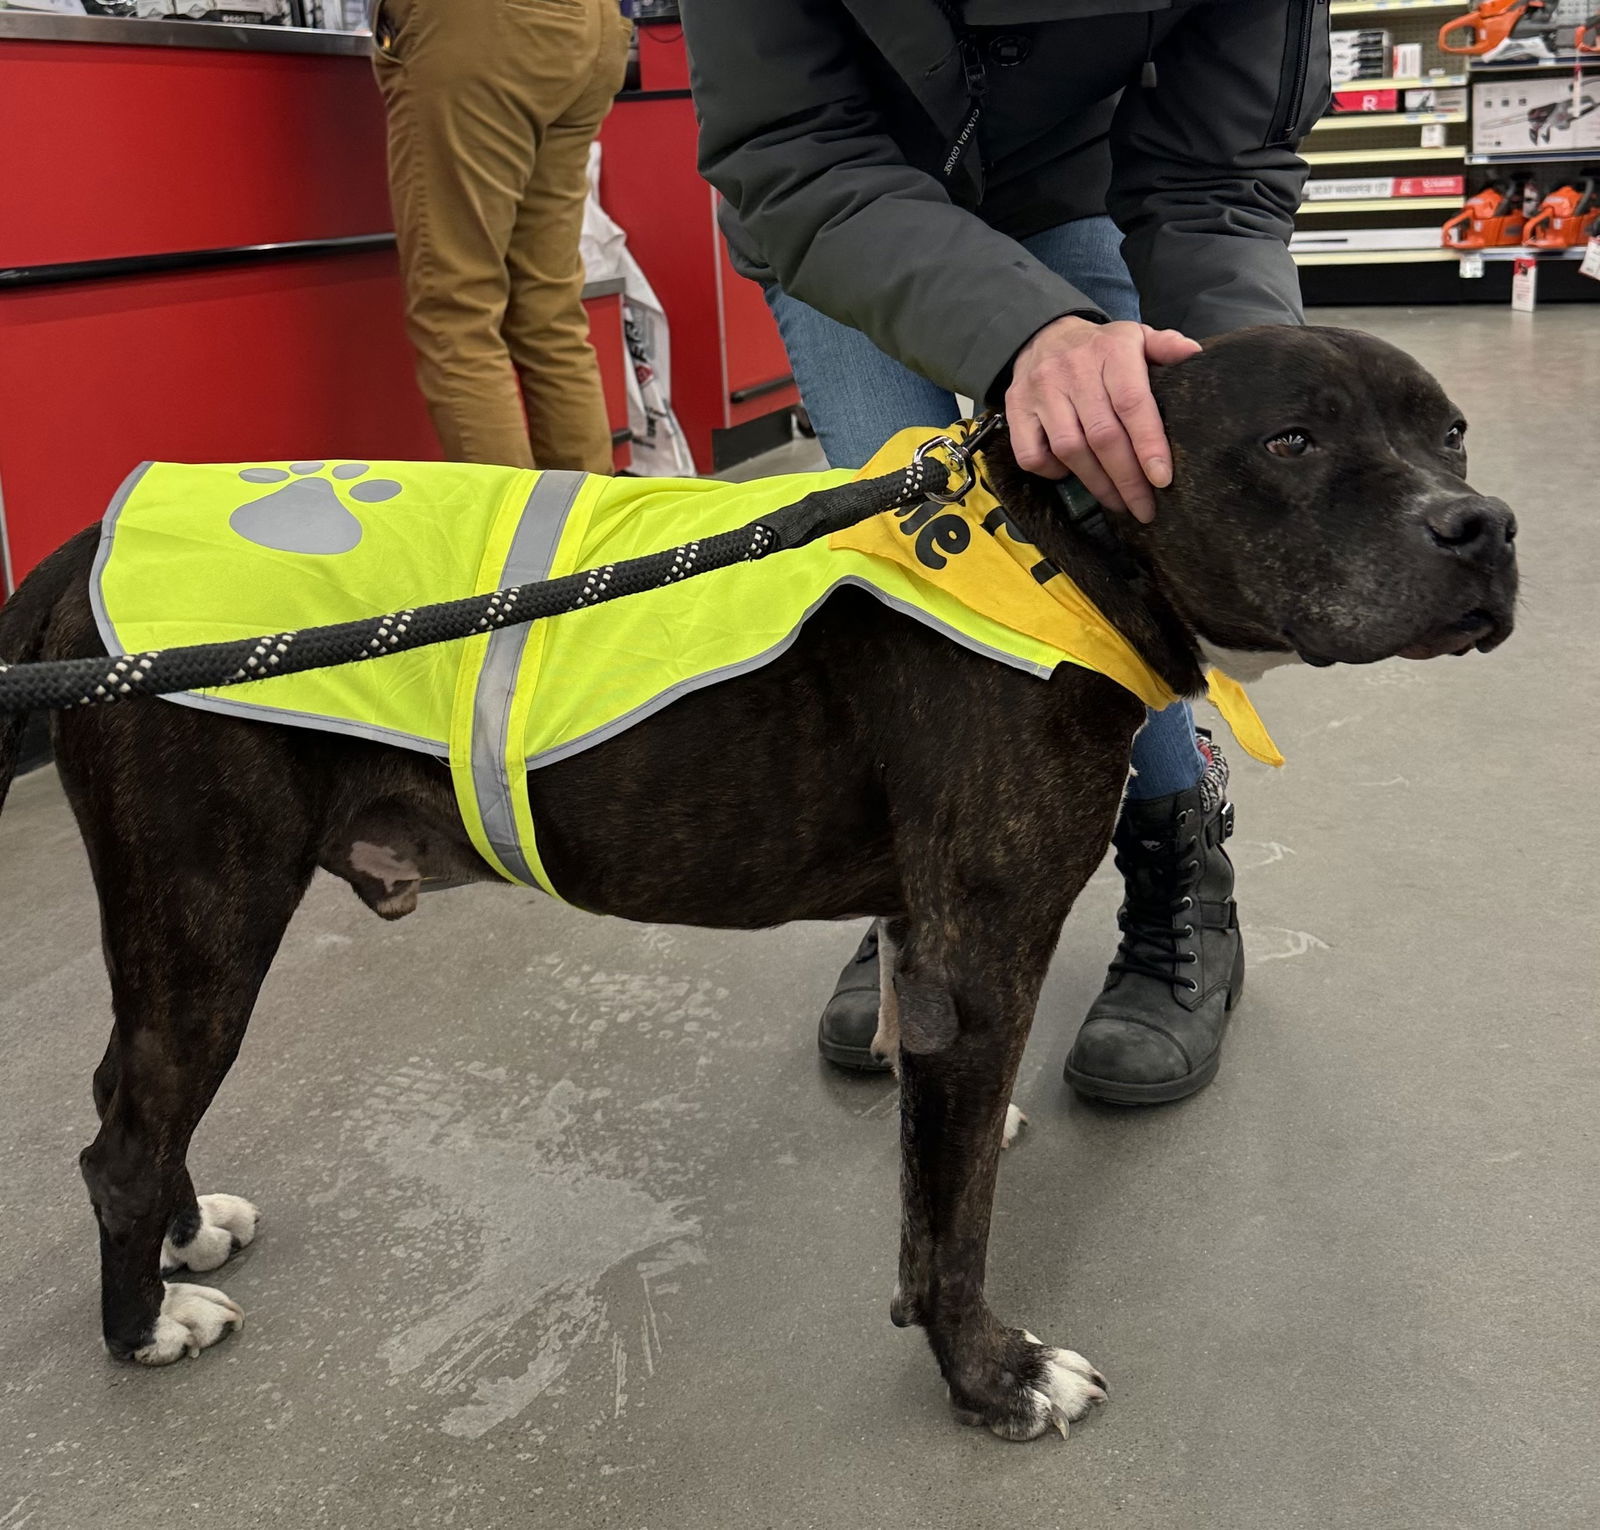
[0,441,972,715]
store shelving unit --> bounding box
[1294,248,1462,264]
[1459,43,1599,271]
[1304,195,1463,211]
[1470,57,1600,70]
[1328,0,1458,13]
[1305,144,1464,163]
[1311,109,1467,128]
[1320,71,1468,90]
[1295,1,1599,304]
[1294,5,1472,271]
[1465,148,1599,164]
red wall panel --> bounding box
[600,22,797,469]
[600,98,723,468]
[0,40,392,269]
[0,252,437,585]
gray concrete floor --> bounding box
[2,306,1596,1529]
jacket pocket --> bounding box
[1267,0,1331,146]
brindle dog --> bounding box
[0,327,1517,1441]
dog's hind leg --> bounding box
[79,845,310,1363]
[60,708,317,1365]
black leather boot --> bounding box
[1064,740,1244,1104]
[817,924,891,1072]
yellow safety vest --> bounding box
[92,438,1278,901]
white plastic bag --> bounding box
[582,145,697,477]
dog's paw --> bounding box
[1006,1336,1107,1441]
[955,1333,1107,1442]
[130,1283,244,1366]
[162,1193,259,1275]
[1001,1103,1028,1150]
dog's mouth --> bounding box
[1289,607,1511,668]
[1395,608,1504,661]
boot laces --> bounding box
[1108,813,1202,993]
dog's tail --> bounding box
[0,530,92,816]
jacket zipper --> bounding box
[1269,0,1323,146]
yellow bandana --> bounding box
[831,426,1284,768]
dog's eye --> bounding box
[1264,431,1313,459]
[1445,421,1467,451]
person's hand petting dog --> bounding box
[1005,316,1202,523]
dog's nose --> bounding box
[1424,495,1517,566]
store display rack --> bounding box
[1295,0,1599,304]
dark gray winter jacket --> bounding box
[684,0,1332,402]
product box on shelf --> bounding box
[1405,87,1467,114]
[1331,87,1400,114]
[1330,27,1392,84]
[1472,77,1600,154]
[1305,175,1466,201]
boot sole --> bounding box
[1064,946,1246,1106]
[817,1021,893,1074]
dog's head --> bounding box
[1139,326,1517,667]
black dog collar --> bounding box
[1053,475,1144,580]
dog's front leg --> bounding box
[890,922,1107,1442]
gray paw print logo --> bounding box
[230,462,402,555]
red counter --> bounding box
[0,14,633,592]
[599,19,800,472]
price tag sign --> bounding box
[1511,256,1537,312]
[1420,123,1447,149]
[1458,253,1485,280]
[1580,239,1600,283]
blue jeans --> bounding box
[767,215,1203,801]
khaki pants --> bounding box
[373,0,630,471]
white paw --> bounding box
[162,1193,259,1274]
[1001,1336,1108,1441]
[1001,1103,1028,1150]
[131,1283,244,1365]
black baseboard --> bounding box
[1301,260,1600,308]
[712,410,797,472]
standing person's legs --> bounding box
[765,289,959,469]
[764,286,960,1068]
[777,217,1238,1096]
[372,0,593,466]
[502,0,630,475]
[1020,217,1204,801]
[1026,217,1244,1105]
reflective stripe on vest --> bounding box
[456,470,587,893]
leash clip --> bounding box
[913,434,977,504]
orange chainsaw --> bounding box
[1524,178,1600,247]
[1442,181,1529,248]
[1439,0,1556,53]
[1578,12,1600,52]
